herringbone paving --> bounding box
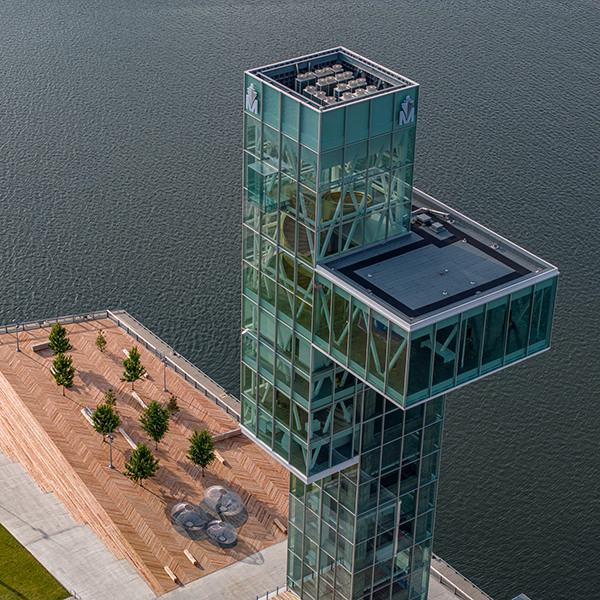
[0,320,289,596]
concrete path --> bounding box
[0,449,287,600]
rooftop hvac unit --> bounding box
[365,85,378,94]
[341,92,354,101]
[303,85,318,99]
[314,91,327,105]
[316,78,329,94]
[330,64,343,73]
[354,89,368,97]
[305,71,317,83]
[314,68,328,78]
[342,71,354,81]
[334,72,347,83]
[355,77,367,88]
[323,96,338,106]
[334,84,350,99]
[347,80,360,91]
[322,67,334,77]
[326,76,337,94]
[295,73,311,94]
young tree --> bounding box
[48,322,73,355]
[187,429,216,478]
[92,403,121,441]
[139,400,170,449]
[52,353,75,396]
[121,346,146,390]
[103,387,117,409]
[166,394,180,417]
[124,443,160,487]
[95,329,107,352]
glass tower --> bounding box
[240,48,558,600]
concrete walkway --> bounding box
[0,449,287,600]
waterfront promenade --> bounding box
[0,316,289,595]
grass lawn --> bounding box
[0,524,69,600]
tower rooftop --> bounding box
[320,189,558,328]
[247,47,417,110]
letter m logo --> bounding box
[246,83,259,115]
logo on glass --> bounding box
[398,95,415,126]
[245,83,259,115]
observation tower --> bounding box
[240,48,558,600]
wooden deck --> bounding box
[0,319,289,595]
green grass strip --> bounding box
[0,524,69,600]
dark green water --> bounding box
[1,1,598,598]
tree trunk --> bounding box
[62,386,65,396]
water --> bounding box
[1,1,598,598]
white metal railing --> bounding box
[431,554,494,600]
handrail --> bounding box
[431,554,494,600]
[105,310,240,421]
[256,585,287,600]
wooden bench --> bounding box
[274,518,287,534]
[122,349,149,378]
[81,406,95,427]
[118,427,138,450]
[131,391,147,410]
[212,428,242,443]
[31,341,50,352]
[183,549,198,566]
[164,566,178,583]
[214,450,225,465]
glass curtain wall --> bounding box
[287,392,445,600]
[312,275,558,407]
[242,79,420,478]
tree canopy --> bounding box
[103,387,117,408]
[121,346,146,390]
[124,443,160,486]
[48,323,73,355]
[52,353,75,395]
[139,401,170,449]
[187,429,216,477]
[166,395,180,417]
[95,329,107,352]
[92,403,121,440]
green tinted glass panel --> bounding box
[392,127,416,168]
[456,305,485,384]
[349,297,369,377]
[320,148,344,190]
[244,114,261,156]
[370,93,394,136]
[431,315,459,394]
[281,94,299,140]
[346,100,370,143]
[481,296,509,373]
[406,326,434,404]
[300,144,318,189]
[313,276,332,351]
[368,133,392,176]
[281,135,298,178]
[344,141,368,183]
[321,106,345,151]
[262,84,280,128]
[505,286,533,363]
[367,311,388,390]
[331,285,350,363]
[300,104,319,151]
[386,323,408,404]
[529,276,557,353]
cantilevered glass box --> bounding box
[240,48,557,600]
